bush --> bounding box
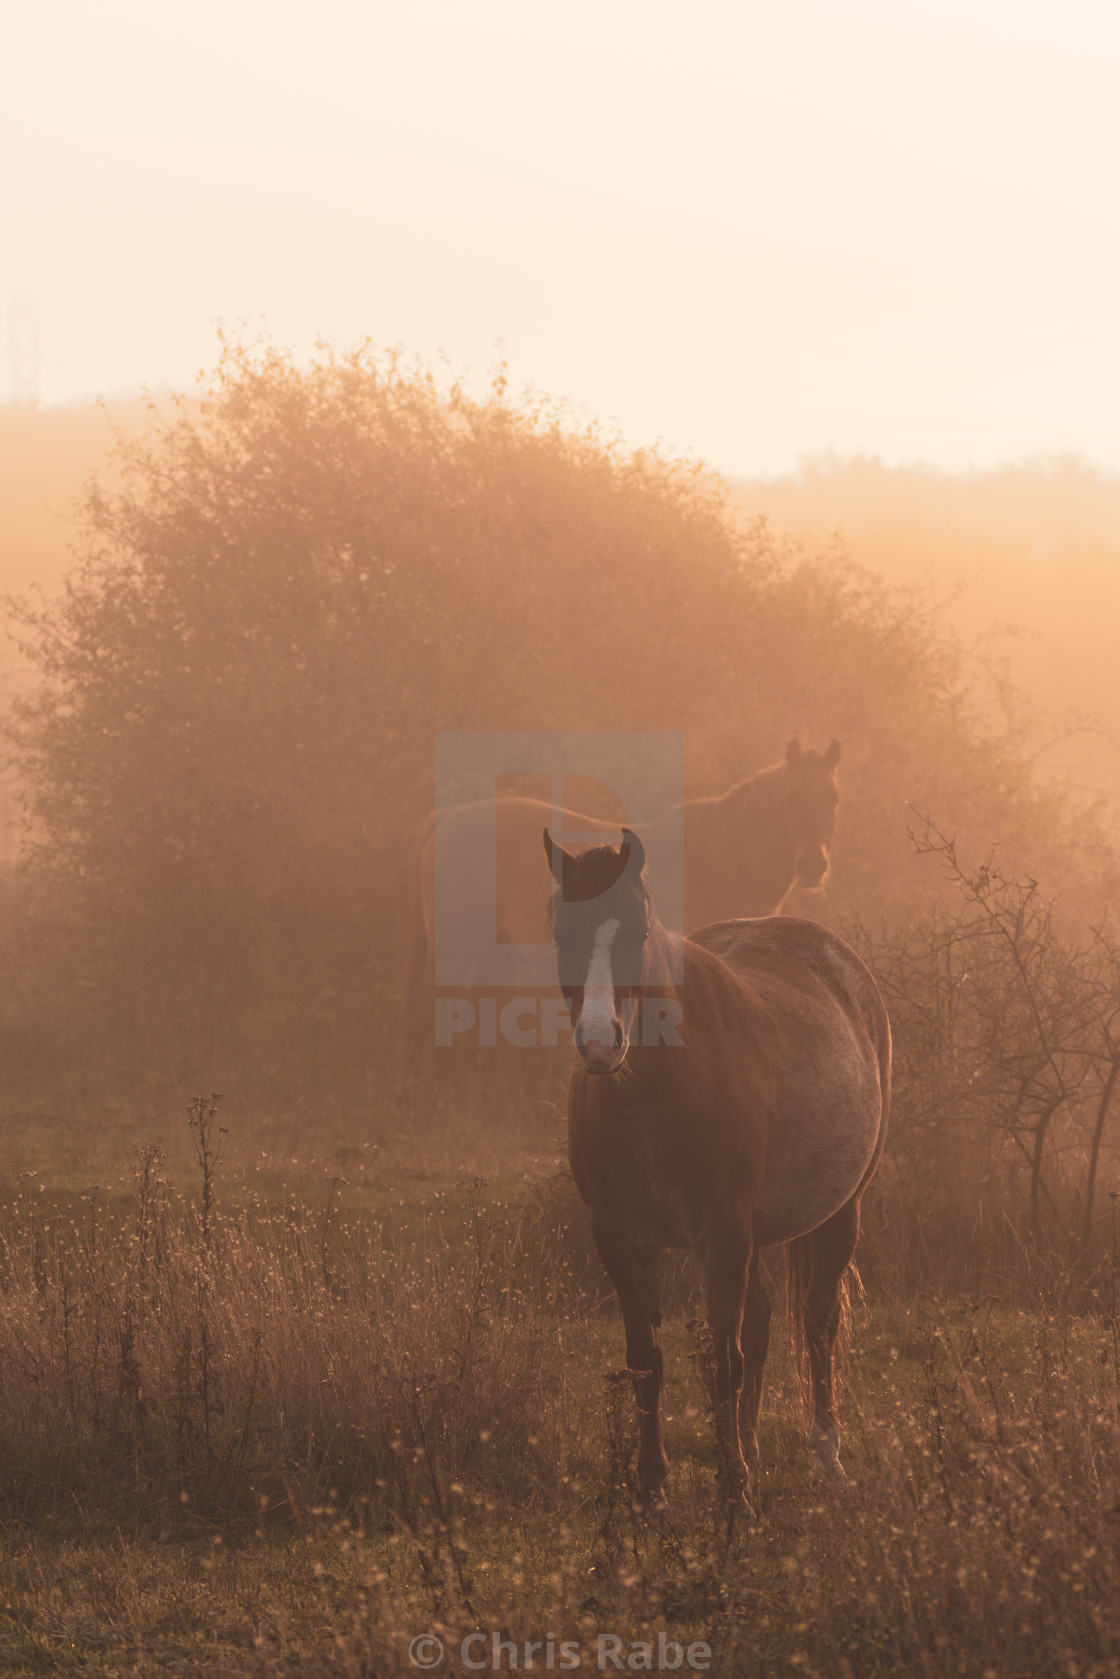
[6,341,1110,1087]
[852,823,1120,1295]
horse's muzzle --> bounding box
[797,855,830,888]
[577,1043,628,1075]
[575,1021,627,1075]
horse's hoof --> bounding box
[809,1456,848,1485]
[809,1424,847,1483]
[724,1493,760,1526]
[634,1482,670,1516]
[715,1474,755,1520]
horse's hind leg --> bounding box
[593,1222,668,1506]
[802,1196,860,1481]
[738,1252,771,1476]
[700,1228,753,1508]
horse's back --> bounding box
[689,916,890,1244]
[691,916,886,1040]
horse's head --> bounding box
[783,737,841,889]
[543,827,650,1076]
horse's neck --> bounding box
[649,763,784,837]
[637,920,766,1060]
[670,762,795,918]
[720,762,784,828]
[643,920,685,991]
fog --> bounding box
[6,0,1120,471]
[3,3,1120,1660]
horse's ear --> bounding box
[620,827,646,876]
[825,738,841,769]
[786,737,802,766]
[543,828,573,883]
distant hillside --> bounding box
[0,401,159,592]
[732,454,1120,827]
[0,399,159,858]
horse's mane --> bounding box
[720,757,788,812]
[655,754,788,825]
[643,921,684,990]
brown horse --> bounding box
[543,826,889,1507]
[403,738,841,1073]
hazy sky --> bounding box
[4,0,1119,476]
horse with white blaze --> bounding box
[544,826,890,1509]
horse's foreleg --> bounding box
[737,1252,771,1475]
[803,1196,860,1481]
[593,1223,667,1506]
[701,1229,753,1508]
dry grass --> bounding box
[1,1099,1119,1675]
[0,1112,585,1535]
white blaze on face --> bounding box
[578,916,621,1050]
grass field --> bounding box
[1,1090,1118,1677]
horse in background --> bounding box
[544,827,889,1508]
[403,737,841,1076]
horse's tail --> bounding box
[785,1232,855,1415]
[786,980,888,1416]
[785,1233,813,1412]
